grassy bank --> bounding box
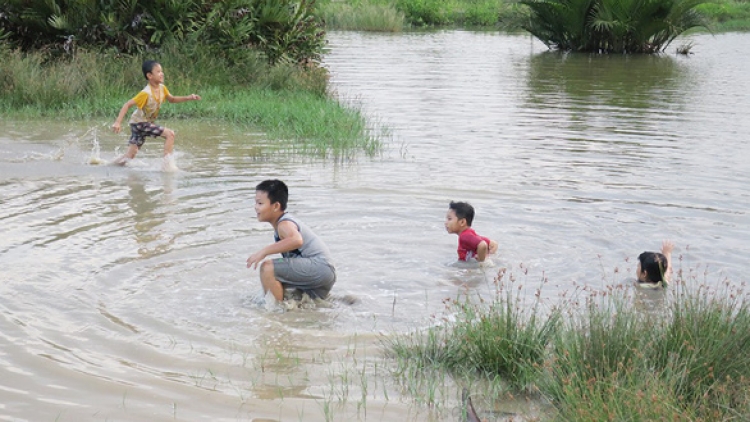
[319,0,528,31]
[0,44,381,158]
[387,268,750,420]
[697,0,750,31]
[320,0,750,32]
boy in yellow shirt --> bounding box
[111,60,200,167]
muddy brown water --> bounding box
[1,31,749,421]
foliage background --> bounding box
[0,0,326,65]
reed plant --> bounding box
[386,266,750,420]
[544,281,750,421]
[387,269,562,391]
[650,281,750,420]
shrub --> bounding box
[521,0,711,53]
[0,0,326,65]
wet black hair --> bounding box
[256,179,288,211]
[638,251,668,283]
[449,201,475,226]
[142,60,160,79]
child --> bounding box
[111,60,200,166]
[246,180,336,301]
[636,240,674,287]
[445,201,498,262]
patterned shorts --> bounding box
[128,122,164,148]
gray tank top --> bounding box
[274,213,333,264]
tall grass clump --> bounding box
[387,269,562,391]
[651,281,750,420]
[321,1,406,31]
[386,264,750,420]
[541,280,750,421]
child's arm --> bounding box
[167,93,201,104]
[112,99,136,133]
[489,239,498,255]
[476,238,498,262]
[476,241,489,262]
[661,240,674,281]
[246,220,304,269]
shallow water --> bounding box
[1,31,749,421]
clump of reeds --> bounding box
[387,267,562,391]
[386,265,750,421]
[543,278,750,421]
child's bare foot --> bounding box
[162,153,179,172]
[111,155,129,166]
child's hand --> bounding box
[189,94,201,101]
[661,240,674,256]
[246,251,266,269]
[112,122,121,133]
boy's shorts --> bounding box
[129,122,164,148]
[273,257,336,299]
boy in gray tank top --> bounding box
[246,180,336,301]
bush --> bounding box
[521,0,711,53]
[0,0,326,65]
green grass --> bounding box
[321,1,406,31]
[320,0,750,31]
[387,268,561,390]
[386,266,750,421]
[319,0,529,29]
[0,43,382,158]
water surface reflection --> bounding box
[0,30,749,421]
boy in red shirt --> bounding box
[445,201,498,262]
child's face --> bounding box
[255,190,280,223]
[636,262,647,282]
[147,64,165,85]
[444,209,465,234]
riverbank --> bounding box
[0,44,381,158]
[319,0,750,32]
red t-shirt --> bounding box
[457,228,491,261]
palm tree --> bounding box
[521,0,709,53]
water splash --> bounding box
[88,127,105,165]
[162,153,179,172]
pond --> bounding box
[1,30,749,421]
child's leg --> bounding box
[113,143,140,165]
[161,128,175,156]
[114,123,147,165]
[124,144,139,159]
[259,260,284,301]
